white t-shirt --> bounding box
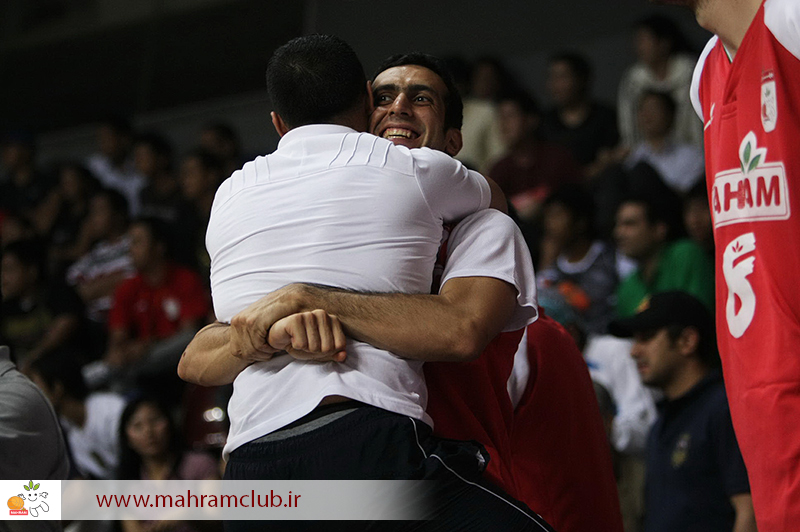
[208,124,491,457]
[61,392,126,479]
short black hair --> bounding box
[1,239,46,281]
[543,185,596,237]
[266,34,367,129]
[639,89,677,122]
[374,52,464,131]
[30,350,89,401]
[131,216,174,256]
[549,52,593,94]
[498,89,541,118]
[620,186,684,242]
[664,323,720,368]
[183,148,223,175]
[135,132,173,160]
[636,14,692,55]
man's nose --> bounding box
[389,93,412,115]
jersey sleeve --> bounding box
[439,210,538,331]
[412,148,491,223]
[765,0,800,59]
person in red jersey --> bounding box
[181,52,622,531]
[662,0,800,528]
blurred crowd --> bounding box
[0,14,725,532]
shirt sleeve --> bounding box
[439,210,538,331]
[412,147,491,223]
[765,0,800,60]
[690,36,719,122]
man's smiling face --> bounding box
[370,65,462,155]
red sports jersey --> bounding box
[692,0,800,528]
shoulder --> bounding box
[765,0,800,60]
[691,36,721,122]
[451,209,517,238]
[666,239,709,261]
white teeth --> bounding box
[383,128,415,139]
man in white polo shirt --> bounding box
[190,35,552,531]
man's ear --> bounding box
[444,128,463,157]
[271,112,289,137]
[366,80,375,115]
[677,327,700,357]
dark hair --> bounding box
[549,52,593,94]
[499,89,541,119]
[639,89,677,122]
[117,396,184,480]
[620,186,683,242]
[29,350,88,401]
[266,34,367,128]
[203,122,239,146]
[92,187,130,224]
[135,133,173,161]
[183,148,223,175]
[543,185,596,238]
[99,116,133,137]
[664,323,720,368]
[636,15,693,55]
[131,216,174,257]
[2,239,46,281]
[375,52,464,130]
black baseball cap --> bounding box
[608,291,713,338]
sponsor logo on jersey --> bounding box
[711,132,790,228]
[723,233,757,338]
[761,70,777,133]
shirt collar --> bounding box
[658,369,722,412]
[277,124,360,151]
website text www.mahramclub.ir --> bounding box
[95,490,300,509]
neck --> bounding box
[698,0,762,58]
[664,362,708,400]
[564,238,592,263]
[61,398,87,429]
[559,100,590,127]
[142,454,175,480]
[640,246,664,284]
[142,260,168,285]
[648,59,670,81]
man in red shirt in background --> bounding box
[661,0,800,528]
[105,217,209,396]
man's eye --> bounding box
[414,96,431,103]
[375,94,392,104]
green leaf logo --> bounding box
[24,485,29,491]
[34,483,40,490]
[748,155,762,173]
[744,143,752,165]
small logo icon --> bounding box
[672,433,692,467]
[761,70,777,133]
[12,480,49,518]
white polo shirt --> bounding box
[207,124,491,457]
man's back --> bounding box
[207,124,490,457]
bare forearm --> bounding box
[731,494,757,532]
[287,279,516,361]
[178,322,249,386]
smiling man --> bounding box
[659,0,800,528]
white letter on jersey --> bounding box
[723,233,757,338]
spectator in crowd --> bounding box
[536,186,621,336]
[199,122,242,179]
[95,217,208,398]
[117,396,218,481]
[455,56,509,172]
[65,188,135,363]
[489,90,581,221]
[30,351,126,480]
[539,52,620,178]
[45,163,102,275]
[0,131,54,227]
[134,133,181,224]
[682,181,713,259]
[173,149,223,275]
[86,118,145,216]
[609,291,756,532]
[614,192,714,316]
[117,397,220,532]
[618,15,702,148]
[0,239,84,369]
[625,90,704,194]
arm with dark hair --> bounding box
[179,277,516,386]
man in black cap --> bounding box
[609,290,755,532]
